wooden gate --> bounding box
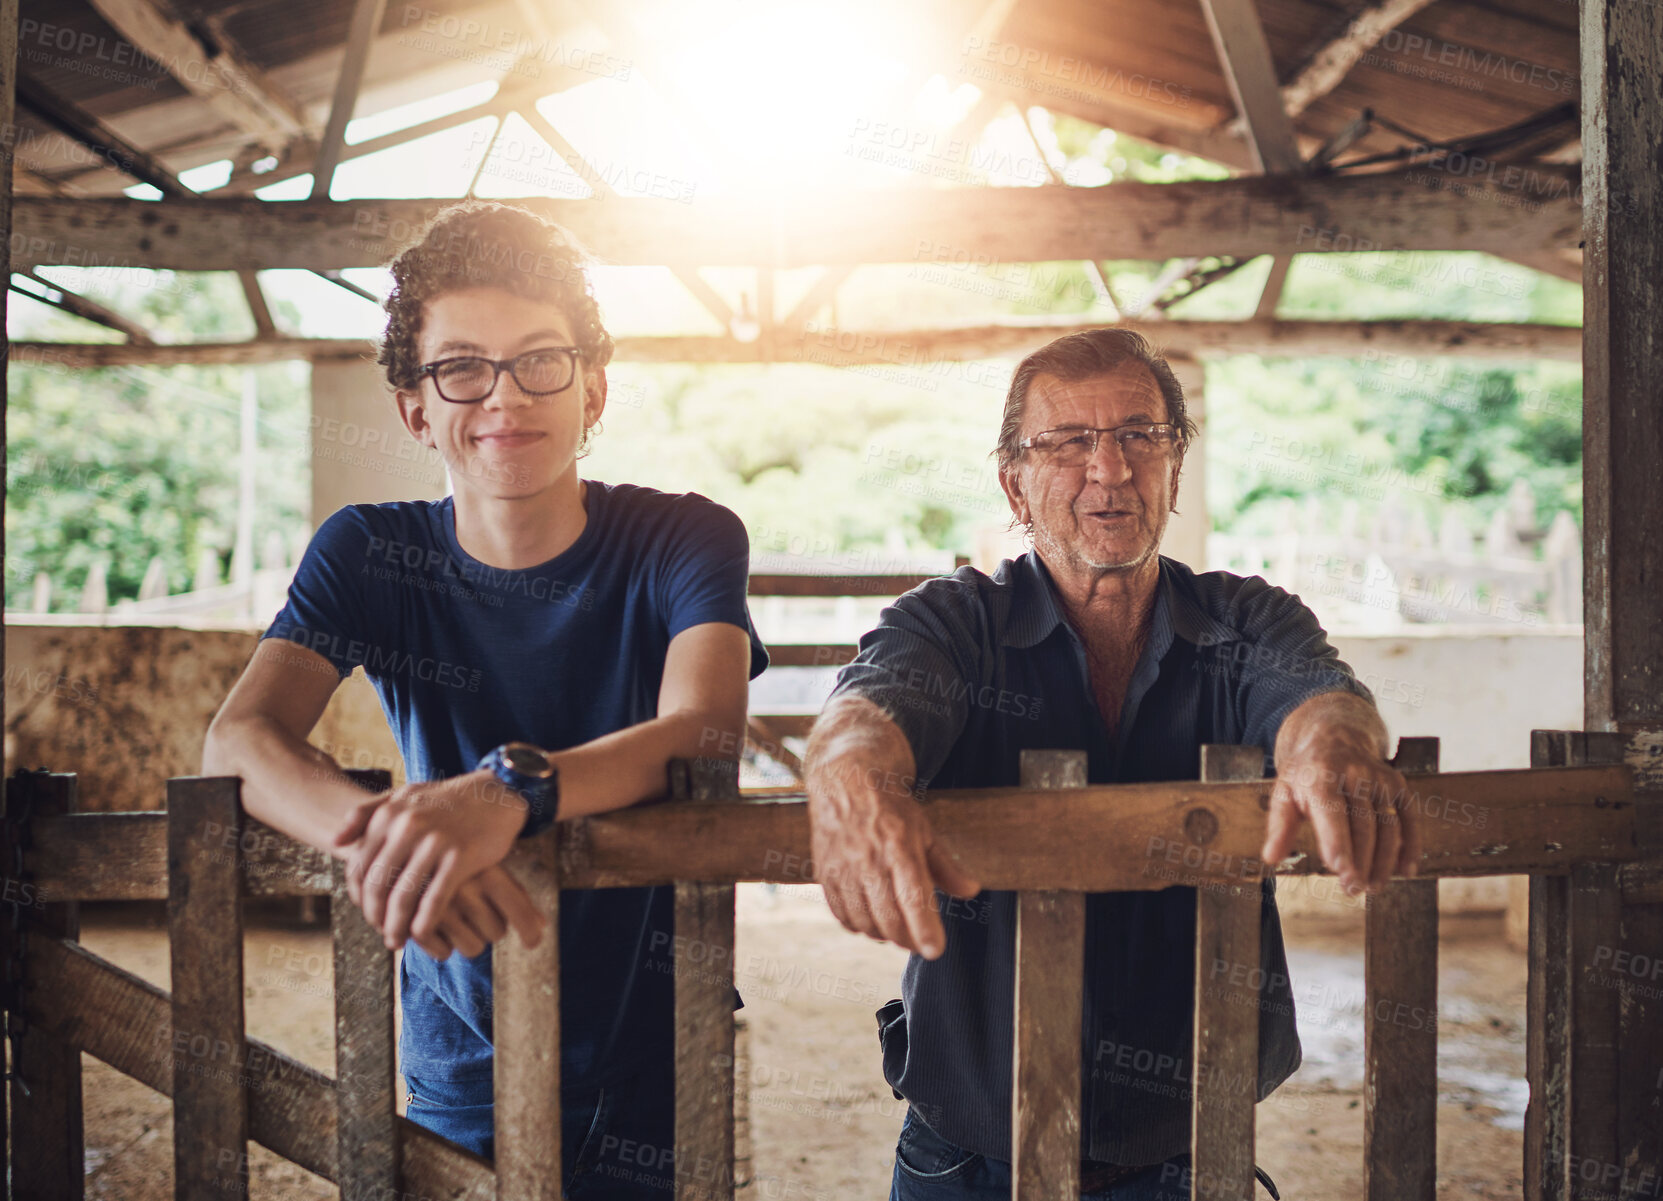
[0,734,1649,1200]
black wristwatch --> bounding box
[477,742,561,830]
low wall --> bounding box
[3,622,400,812]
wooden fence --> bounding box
[745,563,968,780]
[1208,483,1583,628]
[0,733,1652,1201]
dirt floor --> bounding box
[71,888,1527,1199]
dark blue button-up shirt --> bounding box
[828,552,1372,1165]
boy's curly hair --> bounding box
[377,202,614,393]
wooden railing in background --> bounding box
[745,563,968,779]
[0,736,1651,1201]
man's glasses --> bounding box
[1019,424,1180,467]
[418,347,582,403]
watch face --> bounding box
[502,742,553,777]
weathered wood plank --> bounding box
[494,828,563,1201]
[1198,0,1302,174]
[11,318,1585,371]
[22,934,495,1198]
[8,773,85,1201]
[1568,862,1622,1201]
[674,882,736,1201]
[1526,730,1575,1201]
[0,0,16,1181]
[1190,745,1264,1201]
[333,769,397,1199]
[763,644,858,668]
[1363,737,1440,1201]
[28,811,332,900]
[748,574,947,597]
[25,765,1640,901]
[1011,749,1086,1200]
[9,170,1582,273]
[168,776,249,1199]
[557,766,1639,891]
[673,756,740,1201]
[1580,0,1663,1169]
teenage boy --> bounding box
[205,202,767,1196]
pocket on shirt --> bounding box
[894,1109,981,1181]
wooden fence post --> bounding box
[334,770,396,1200]
[1526,729,1576,1201]
[674,757,741,1201]
[494,811,563,1201]
[167,776,248,1199]
[1011,748,1086,1201]
[1190,744,1264,1201]
[1563,733,1628,1201]
[1363,736,1440,1201]
[8,772,84,1201]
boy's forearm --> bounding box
[550,708,745,819]
[203,715,378,855]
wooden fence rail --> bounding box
[0,738,1650,1201]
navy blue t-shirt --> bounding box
[264,480,768,1090]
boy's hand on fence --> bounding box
[334,770,545,952]
[410,865,543,961]
[808,763,980,960]
[1262,694,1419,894]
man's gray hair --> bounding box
[995,328,1199,470]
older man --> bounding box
[805,328,1417,1199]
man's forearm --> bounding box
[203,715,380,856]
[1274,690,1389,766]
[550,707,746,820]
[804,695,919,805]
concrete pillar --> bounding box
[1164,354,1208,571]
[309,358,446,526]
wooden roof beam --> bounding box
[14,75,191,198]
[11,271,155,344]
[1200,0,1305,317]
[238,270,276,339]
[311,0,387,200]
[1199,0,1303,175]
[9,319,1582,369]
[12,169,1581,273]
[1278,0,1442,121]
[86,0,305,145]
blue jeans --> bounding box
[889,1108,1203,1201]
[404,1055,676,1200]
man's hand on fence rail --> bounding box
[334,771,547,957]
[1263,692,1419,895]
[805,698,981,960]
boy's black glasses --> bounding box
[419,346,582,403]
